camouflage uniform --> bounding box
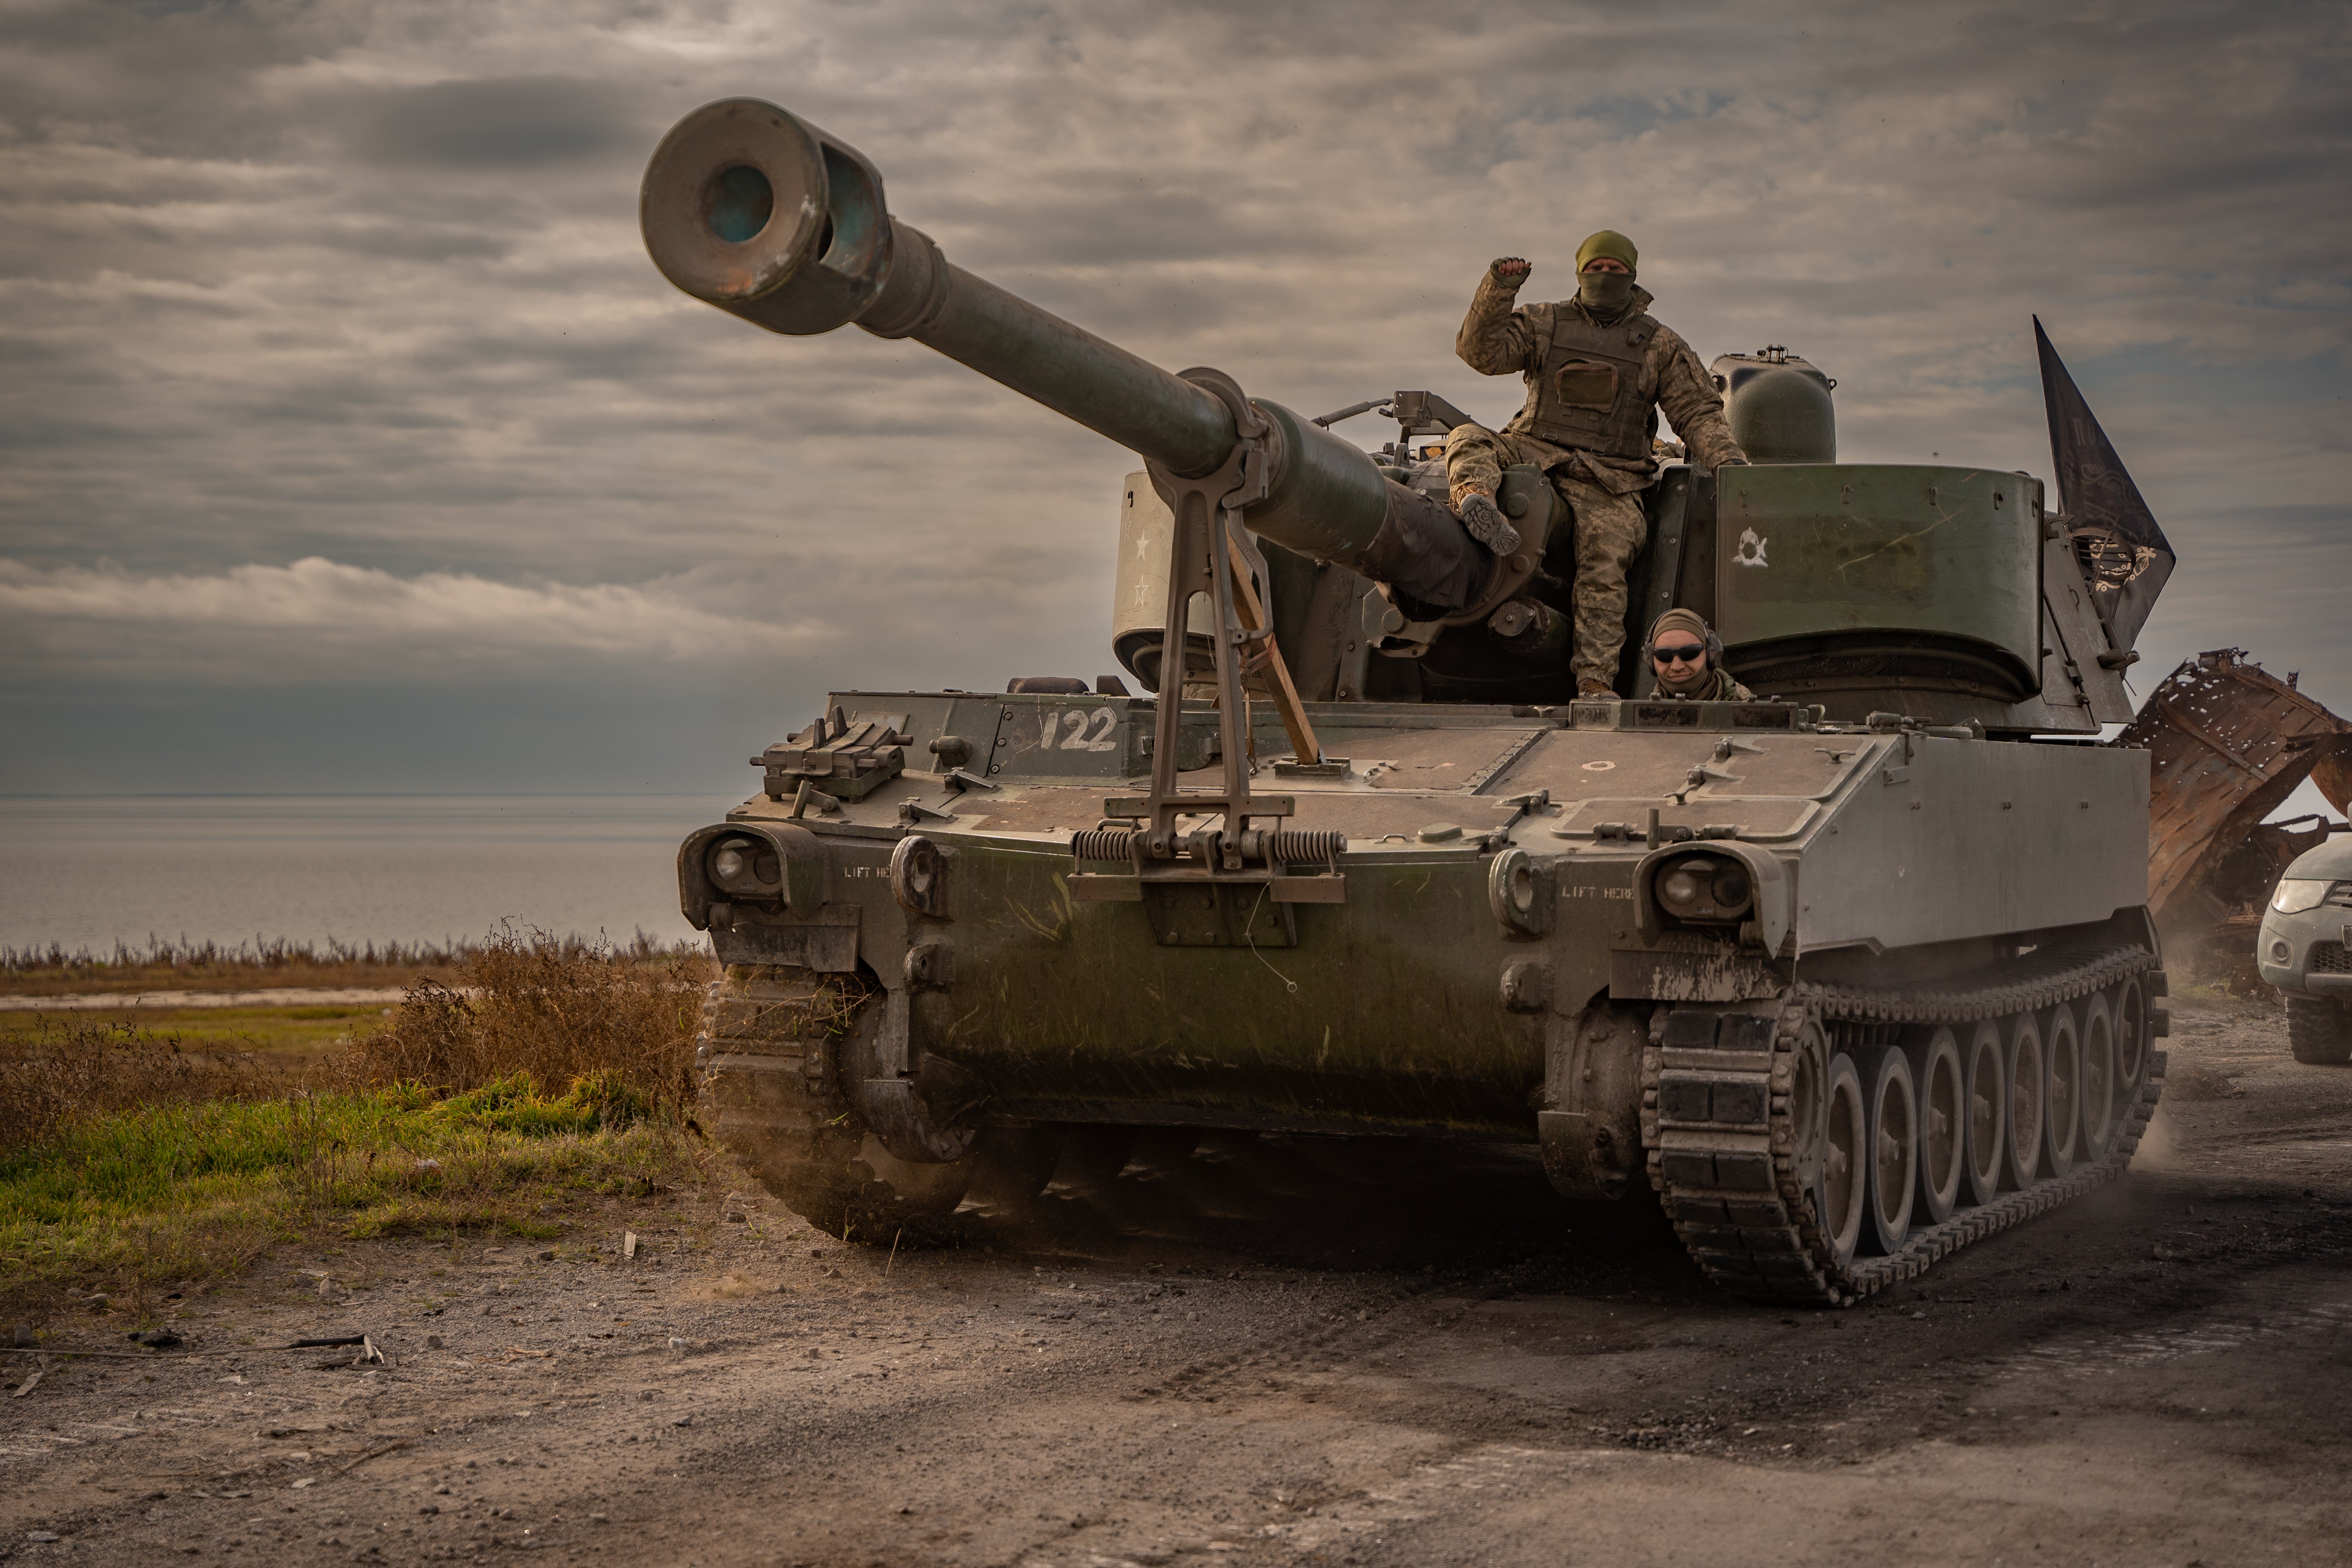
[1447,270,1745,690]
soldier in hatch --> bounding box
[1644,608,1752,701]
[1445,232,1747,698]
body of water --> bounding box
[0,796,727,955]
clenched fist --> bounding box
[1489,256,1532,286]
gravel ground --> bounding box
[5,993,2349,1567]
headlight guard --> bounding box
[1634,838,1789,954]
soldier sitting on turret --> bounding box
[1445,232,1748,698]
[1645,608,1753,701]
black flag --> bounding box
[2035,316,2174,652]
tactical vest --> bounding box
[1512,305,1659,459]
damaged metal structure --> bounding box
[639,98,2190,1304]
[2127,649,2352,979]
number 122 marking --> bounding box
[1045,708,1120,752]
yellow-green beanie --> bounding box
[1575,230,1639,276]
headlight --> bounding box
[1655,855,1755,921]
[2272,879,2333,915]
[708,837,782,894]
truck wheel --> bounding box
[2287,997,2352,1065]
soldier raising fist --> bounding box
[1445,233,1746,699]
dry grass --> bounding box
[0,1001,392,1067]
[0,929,704,998]
[335,927,715,1115]
[0,1018,272,1155]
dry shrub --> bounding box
[0,1019,268,1154]
[337,926,713,1114]
[2,930,704,997]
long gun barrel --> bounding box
[640,99,1483,608]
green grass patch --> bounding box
[1,929,722,1308]
[0,1072,700,1301]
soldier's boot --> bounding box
[1578,677,1617,699]
[1454,490,1523,557]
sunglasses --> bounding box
[1652,643,1707,664]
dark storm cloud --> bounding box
[341,76,638,169]
[0,0,2348,794]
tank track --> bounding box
[697,965,975,1241]
[1642,944,2167,1306]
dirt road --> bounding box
[7,995,2350,1567]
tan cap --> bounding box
[1648,606,1710,648]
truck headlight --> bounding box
[2271,879,2332,915]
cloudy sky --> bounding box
[2,0,2347,800]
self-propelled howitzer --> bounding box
[639,98,2176,1305]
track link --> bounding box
[1642,944,2168,1306]
[697,965,976,1240]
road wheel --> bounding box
[1961,1018,2006,1208]
[2077,993,2119,1158]
[1818,1053,1868,1266]
[2004,1013,2045,1191]
[2109,975,2149,1094]
[2041,1001,2082,1178]
[2287,996,2352,1065]
[1862,1047,1918,1255]
[1791,1018,1830,1170]
[1915,1027,1965,1226]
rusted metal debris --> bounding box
[2122,649,2352,942]
[2313,747,2352,818]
